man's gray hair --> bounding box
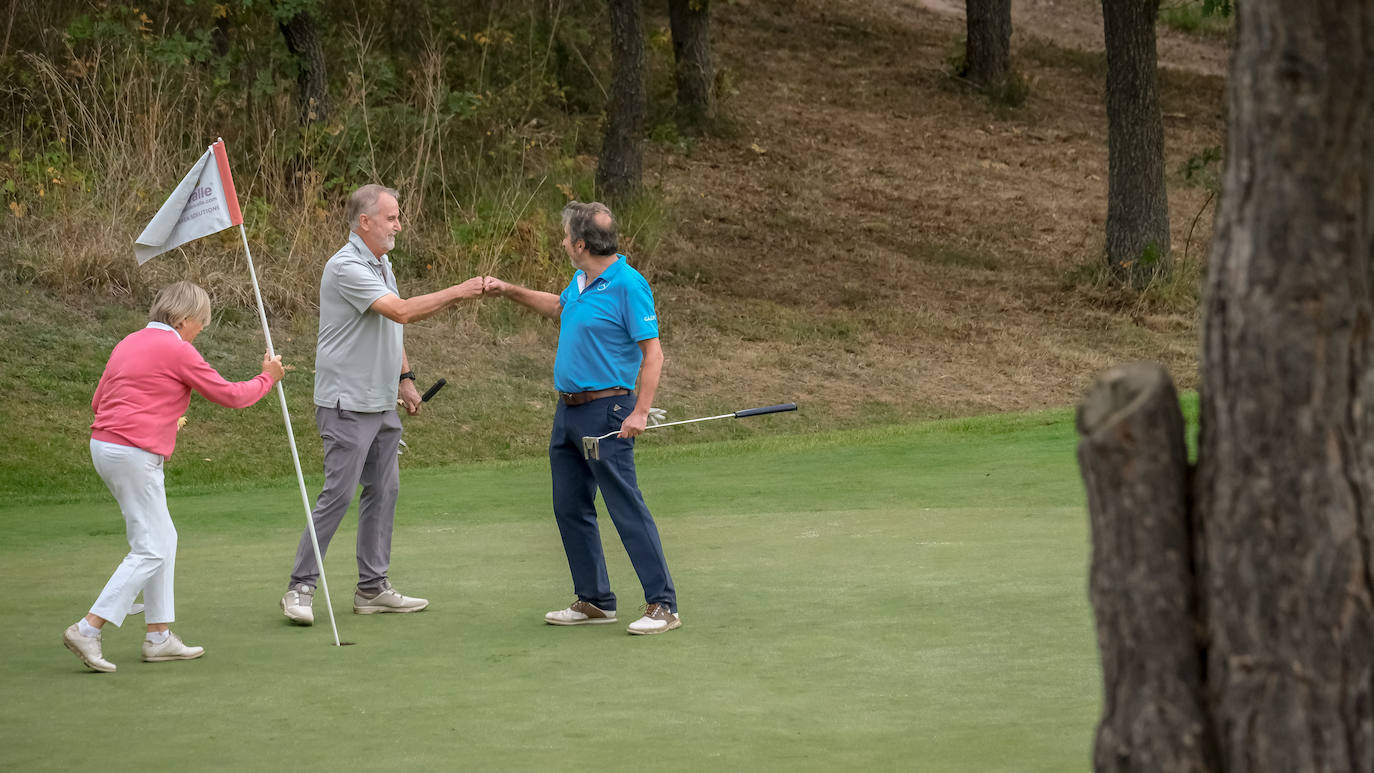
[347,184,400,229]
[562,201,618,256]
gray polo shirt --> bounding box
[313,232,403,412]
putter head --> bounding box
[581,435,601,461]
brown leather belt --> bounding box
[559,387,631,406]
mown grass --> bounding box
[2,410,1102,771]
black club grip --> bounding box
[733,403,797,418]
[421,378,447,402]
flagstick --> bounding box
[237,224,342,647]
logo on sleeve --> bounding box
[643,315,656,322]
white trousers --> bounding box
[88,439,177,626]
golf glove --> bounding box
[647,408,667,426]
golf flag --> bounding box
[133,139,243,264]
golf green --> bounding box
[0,413,1100,771]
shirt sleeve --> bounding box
[333,258,393,314]
[622,275,659,342]
[174,343,274,409]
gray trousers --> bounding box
[289,405,402,591]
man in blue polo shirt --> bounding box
[483,201,679,635]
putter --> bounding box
[581,402,798,461]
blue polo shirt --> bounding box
[554,255,658,393]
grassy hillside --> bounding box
[0,0,1227,498]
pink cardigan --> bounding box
[91,326,273,458]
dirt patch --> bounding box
[910,0,1229,77]
[640,0,1224,420]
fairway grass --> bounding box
[0,412,1100,771]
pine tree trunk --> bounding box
[596,0,646,200]
[964,0,1010,88]
[1101,0,1170,286]
[1080,0,1374,769]
[278,7,329,126]
[668,0,715,131]
[1196,0,1374,766]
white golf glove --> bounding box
[647,408,667,426]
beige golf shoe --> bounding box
[281,583,315,625]
[63,623,116,673]
[142,631,205,662]
[353,579,428,614]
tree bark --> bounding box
[1077,363,1216,772]
[1196,0,1374,766]
[964,0,1011,88]
[596,0,646,200]
[277,5,329,126]
[1101,0,1170,286]
[1081,0,1374,769]
[210,6,230,59]
[668,0,715,131]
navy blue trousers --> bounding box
[549,393,676,613]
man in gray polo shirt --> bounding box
[280,183,484,625]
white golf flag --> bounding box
[133,139,243,264]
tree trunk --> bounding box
[596,0,646,200]
[668,0,715,131]
[1077,363,1216,772]
[277,6,329,126]
[1196,0,1374,766]
[964,0,1011,88]
[210,6,230,59]
[1101,0,1170,286]
[1080,0,1374,769]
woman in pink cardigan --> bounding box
[62,281,285,673]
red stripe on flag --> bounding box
[212,139,244,227]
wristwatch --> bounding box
[399,371,416,382]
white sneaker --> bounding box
[353,579,428,614]
[544,600,617,625]
[281,583,315,625]
[142,631,205,662]
[627,603,681,635]
[63,623,116,673]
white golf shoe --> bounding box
[281,583,315,625]
[627,603,681,635]
[544,600,618,625]
[142,632,204,662]
[63,623,116,673]
[353,579,428,614]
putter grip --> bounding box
[733,403,798,418]
[421,378,447,402]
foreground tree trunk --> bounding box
[1196,0,1374,765]
[1079,0,1374,768]
[276,4,329,126]
[1101,0,1170,286]
[668,0,715,130]
[963,0,1011,88]
[596,0,646,200]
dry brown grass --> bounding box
[630,0,1223,419]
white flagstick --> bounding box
[237,223,342,647]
